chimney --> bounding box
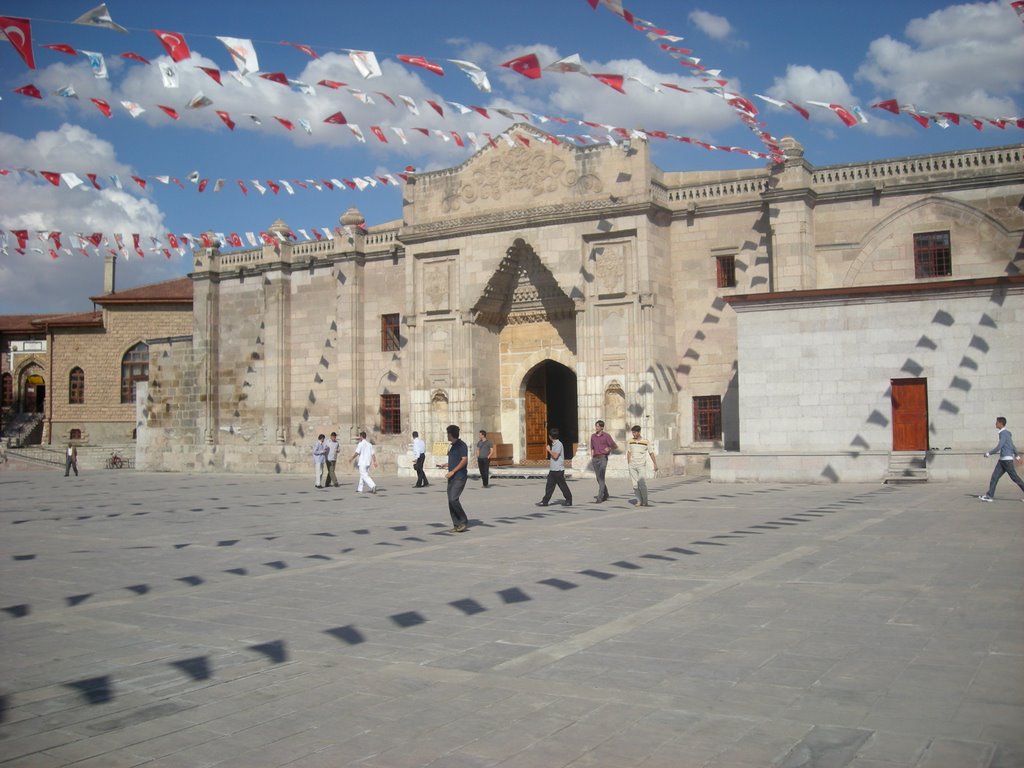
[103,252,117,294]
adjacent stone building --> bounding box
[137,125,1023,483]
[1,263,192,449]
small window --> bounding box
[1,372,12,407]
[121,342,149,404]
[70,428,82,440]
[380,394,401,434]
[914,231,951,278]
[381,313,400,351]
[716,255,737,288]
[69,367,85,404]
[693,395,722,442]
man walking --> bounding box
[476,429,496,488]
[351,431,378,494]
[443,424,469,532]
[979,416,1024,502]
[324,432,341,488]
[537,427,572,507]
[412,430,428,488]
[626,425,657,507]
[589,420,617,501]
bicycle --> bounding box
[106,451,124,469]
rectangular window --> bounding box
[380,394,401,434]
[693,395,722,442]
[716,255,737,288]
[381,313,400,351]
[913,231,951,278]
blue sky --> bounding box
[1,0,1022,313]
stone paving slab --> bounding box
[0,470,1022,767]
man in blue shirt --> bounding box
[979,416,1024,502]
[444,424,469,532]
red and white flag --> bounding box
[398,54,444,76]
[153,29,190,62]
[90,97,112,117]
[216,110,235,130]
[0,17,36,69]
[501,53,541,79]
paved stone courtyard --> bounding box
[1,469,1022,767]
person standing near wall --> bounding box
[412,430,428,488]
[537,427,572,507]
[589,420,617,502]
[626,425,657,507]
[476,429,495,488]
[979,416,1024,502]
[64,444,78,477]
[312,434,327,488]
[351,431,378,494]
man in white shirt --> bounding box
[312,434,327,488]
[350,431,378,493]
[412,430,428,488]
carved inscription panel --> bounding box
[422,261,450,313]
[442,146,603,214]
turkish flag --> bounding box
[259,72,289,85]
[426,99,444,116]
[236,181,247,195]
[274,116,294,131]
[216,110,235,130]
[873,99,900,114]
[199,66,222,85]
[91,98,112,117]
[43,43,77,56]
[829,104,858,127]
[318,79,347,89]
[287,42,319,58]
[937,111,961,125]
[267,180,280,194]
[0,16,35,69]
[133,234,144,257]
[131,175,147,189]
[120,51,150,64]
[152,29,191,62]
[12,229,28,251]
[370,126,387,143]
[14,83,41,99]
[198,179,209,192]
[229,233,243,247]
[158,105,180,120]
[41,171,61,186]
[592,74,625,93]
[501,53,541,79]
[398,54,444,76]
[87,233,103,246]
[323,111,347,125]
[87,173,101,189]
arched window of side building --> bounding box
[120,342,149,404]
[69,367,85,404]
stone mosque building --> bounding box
[130,125,1022,483]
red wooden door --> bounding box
[525,371,547,461]
[891,378,928,451]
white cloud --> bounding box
[0,124,177,315]
[855,1,1023,115]
[688,10,733,41]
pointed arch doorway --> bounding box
[523,360,578,461]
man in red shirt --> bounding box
[589,420,617,502]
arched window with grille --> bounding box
[120,342,149,404]
[69,367,85,404]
